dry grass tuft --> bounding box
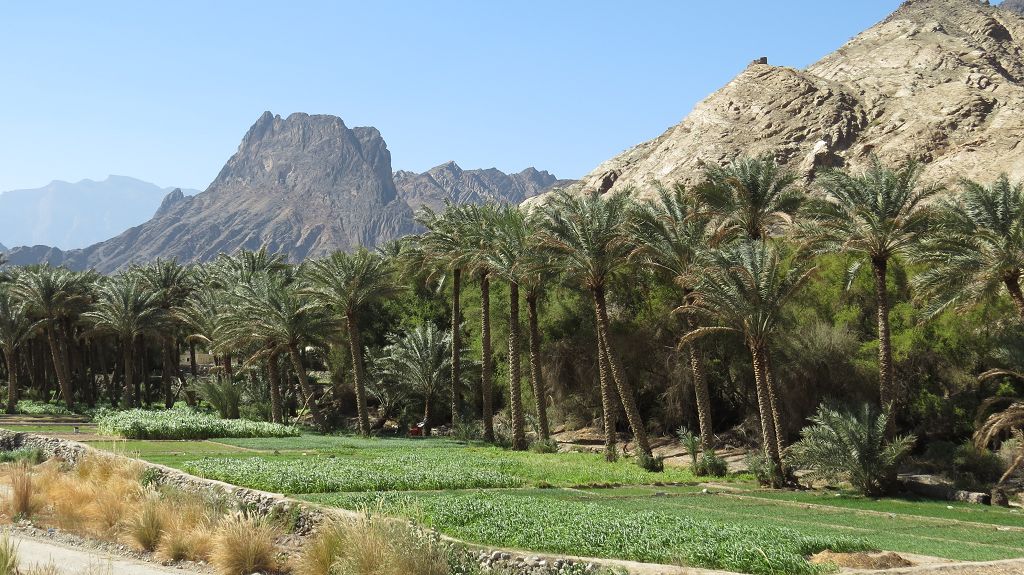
[8,462,35,520]
[124,494,165,552]
[23,562,58,575]
[210,515,278,575]
[296,515,448,575]
[0,530,18,575]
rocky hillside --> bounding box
[0,176,198,249]
[563,0,1024,198]
[395,162,572,212]
[5,113,570,272]
[1001,0,1024,15]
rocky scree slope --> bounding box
[560,0,1024,199]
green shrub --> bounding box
[197,378,242,420]
[694,452,728,477]
[636,451,664,472]
[15,400,74,416]
[529,439,559,454]
[788,404,915,496]
[677,427,700,468]
[951,443,1004,490]
[0,448,45,465]
[451,420,484,442]
[744,451,779,487]
[96,409,299,440]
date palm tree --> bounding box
[415,202,476,428]
[800,157,941,426]
[630,184,722,450]
[680,240,814,481]
[695,154,803,241]
[913,175,1024,320]
[459,204,500,442]
[376,323,454,436]
[138,259,195,407]
[83,275,165,408]
[0,291,40,413]
[483,205,538,449]
[224,272,334,429]
[304,248,404,436]
[13,266,90,408]
[540,190,653,460]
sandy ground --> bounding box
[12,532,206,575]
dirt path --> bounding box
[12,532,206,575]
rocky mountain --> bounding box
[6,112,415,272]
[0,176,199,249]
[0,243,7,253]
[561,0,1024,199]
[1001,0,1024,15]
[394,162,572,212]
[5,112,570,272]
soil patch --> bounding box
[811,550,913,569]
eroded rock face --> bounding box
[8,112,416,272]
[395,162,573,213]
[561,0,1024,199]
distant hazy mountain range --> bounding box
[5,112,571,272]
[0,176,199,250]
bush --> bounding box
[636,451,664,472]
[951,443,1005,490]
[788,404,915,496]
[126,495,165,551]
[0,448,44,465]
[197,378,242,420]
[14,400,74,416]
[744,451,779,487]
[96,409,299,440]
[529,438,559,454]
[694,452,728,477]
[451,420,484,442]
[8,462,34,519]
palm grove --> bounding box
[1,156,1023,486]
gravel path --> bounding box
[11,532,206,575]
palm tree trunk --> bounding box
[267,350,283,424]
[347,311,371,436]
[763,348,787,463]
[289,345,326,430]
[681,308,714,451]
[526,293,550,441]
[122,338,136,408]
[480,271,495,442]
[161,336,174,408]
[1004,273,1024,321]
[595,321,617,461]
[872,257,895,435]
[46,323,74,409]
[750,342,781,478]
[508,282,526,450]
[423,395,433,437]
[5,347,18,414]
[593,286,652,457]
[450,268,462,426]
[223,353,233,382]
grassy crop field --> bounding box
[6,424,1024,575]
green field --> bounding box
[7,426,1024,575]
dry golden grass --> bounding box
[295,515,448,575]
[210,515,278,575]
[293,521,347,575]
[124,495,165,552]
[8,462,34,520]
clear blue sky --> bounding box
[0,1,908,192]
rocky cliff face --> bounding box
[1001,0,1024,16]
[6,113,415,272]
[561,0,1024,198]
[394,162,572,212]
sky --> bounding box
[0,1,909,193]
